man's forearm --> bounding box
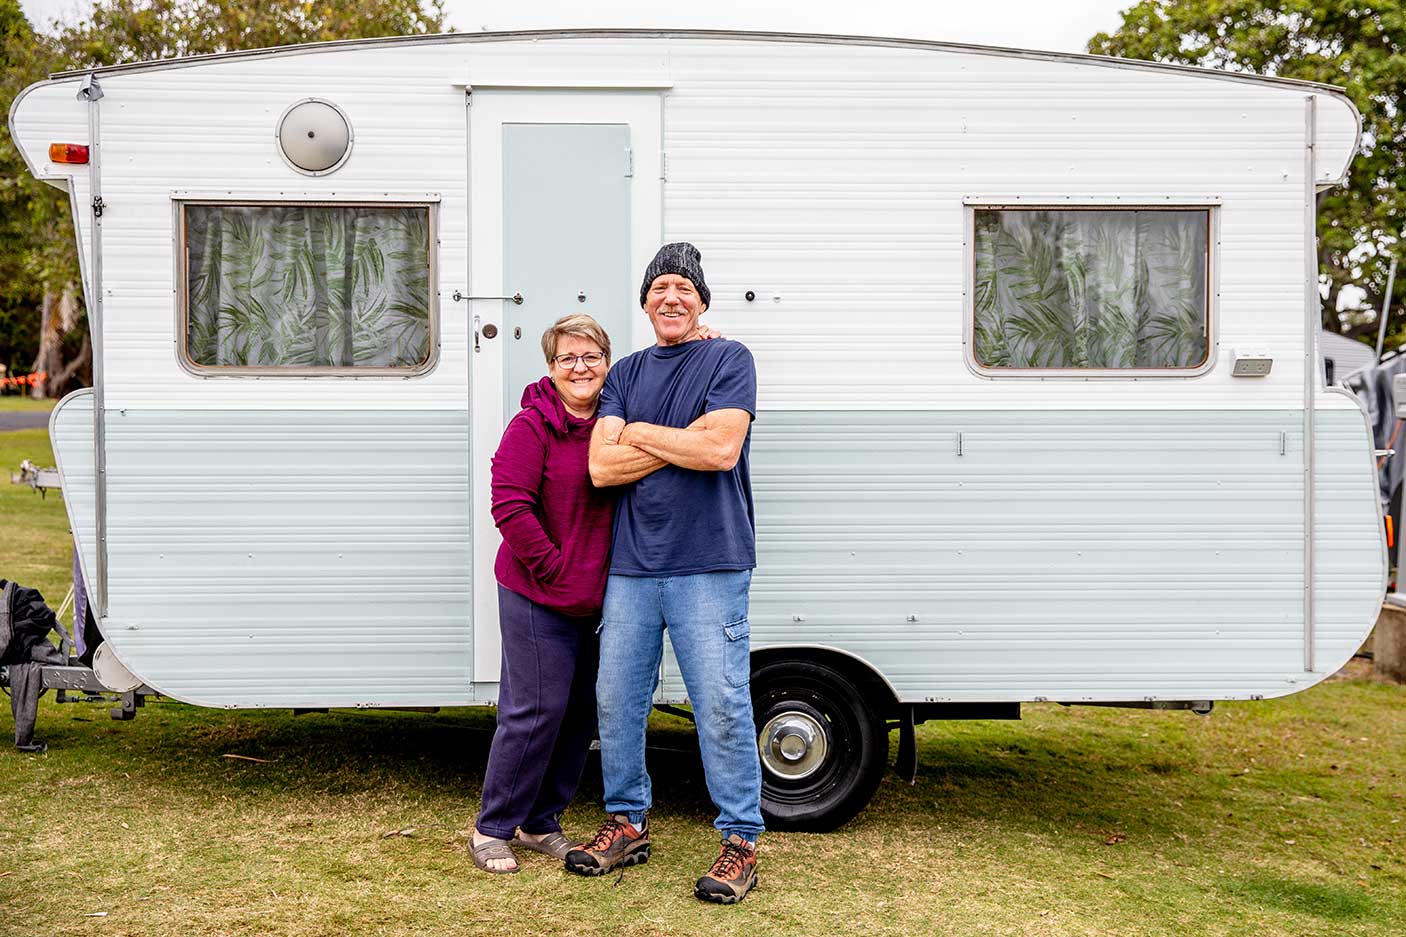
[589,413,716,486]
[590,442,667,487]
[623,419,742,472]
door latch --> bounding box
[454,290,523,305]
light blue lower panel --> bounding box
[54,404,472,708]
[53,404,1380,708]
[659,407,1383,703]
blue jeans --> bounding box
[596,570,764,842]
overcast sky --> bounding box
[18,0,1132,55]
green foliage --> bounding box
[0,0,74,377]
[1088,1,1406,341]
[56,0,447,68]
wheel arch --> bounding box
[750,644,901,716]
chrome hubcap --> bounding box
[759,711,828,781]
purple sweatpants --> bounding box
[476,585,600,840]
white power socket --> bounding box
[1230,350,1273,377]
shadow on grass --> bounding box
[28,700,723,822]
[1218,874,1373,921]
[867,717,1219,840]
[25,697,1220,844]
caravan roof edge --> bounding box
[45,27,1357,99]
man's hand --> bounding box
[618,408,750,472]
[589,416,668,487]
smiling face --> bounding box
[549,334,608,417]
[644,273,706,346]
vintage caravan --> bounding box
[8,30,1384,829]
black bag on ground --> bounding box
[1,579,66,752]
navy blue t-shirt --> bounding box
[597,339,757,576]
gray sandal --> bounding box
[512,831,580,861]
[470,837,519,874]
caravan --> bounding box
[8,29,1385,828]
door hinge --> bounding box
[661,151,668,181]
[92,196,106,218]
[625,146,633,178]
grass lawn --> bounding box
[1,425,73,604]
[0,393,58,412]
[2,423,1404,935]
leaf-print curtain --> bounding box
[973,209,1209,369]
[186,205,431,368]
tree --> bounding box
[1088,1,1406,346]
[0,0,448,395]
[57,0,447,68]
[0,0,82,395]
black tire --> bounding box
[751,659,887,832]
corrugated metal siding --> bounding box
[54,405,473,707]
[53,403,1375,706]
[1312,395,1388,675]
[9,36,1357,413]
[49,393,98,598]
[659,38,1330,411]
[77,60,472,411]
[24,36,1378,707]
[8,79,88,180]
[659,404,1382,702]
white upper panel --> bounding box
[10,33,1361,411]
[8,78,88,181]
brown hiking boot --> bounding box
[563,815,650,876]
[694,834,758,904]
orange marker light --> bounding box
[1387,515,1395,550]
[48,143,89,164]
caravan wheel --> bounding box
[751,660,886,832]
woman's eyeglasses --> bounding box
[553,352,606,369]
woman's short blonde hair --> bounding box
[541,314,611,365]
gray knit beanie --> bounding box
[639,242,710,309]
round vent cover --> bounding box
[277,99,352,175]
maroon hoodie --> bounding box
[491,377,614,616]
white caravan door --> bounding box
[468,92,663,683]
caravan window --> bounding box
[180,202,434,373]
[971,208,1211,373]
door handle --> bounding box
[472,316,499,353]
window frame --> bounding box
[962,201,1219,380]
[174,196,440,378]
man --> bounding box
[566,242,762,904]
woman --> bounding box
[470,314,616,873]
